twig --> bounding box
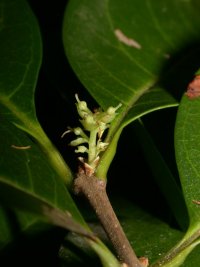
[74,167,143,267]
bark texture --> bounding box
[74,168,142,267]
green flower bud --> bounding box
[75,94,92,118]
[73,127,89,141]
[98,103,122,124]
[78,101,87,110]
[107,106,116,115]
[70,137,87,146]
[74,127,82,135]
[80,115,97,131]
[75,146,88,153]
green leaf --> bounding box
[0,0,72,185]
[133,120,189,231]
[163,82,200,266]
[0,206,14,249]
[181,243,200,267]
[63,0,178,109]
[63,0,200,178]
[175,94,200,230]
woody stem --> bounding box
[74,169,142,267]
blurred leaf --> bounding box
[0,206,14,249]
[0,0,72,185]
[195,68,200,75]
[63,0,200,178]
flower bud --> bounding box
[99,103,122,124]
[70,137,87,146]
[74,127,82,135]
[80,115,97,131]
[107,106,116,115]
[75,146,88,153]
[75,94,92,118]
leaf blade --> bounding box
[175,95,200,226]
[0,0,72,185]
[63,0,200,108]
[0,0,41,122]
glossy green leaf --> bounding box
[0,0,72,185]
[63,0,200,178]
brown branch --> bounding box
[74,168,143,267]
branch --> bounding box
[74,168,144,267]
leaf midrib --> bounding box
[0,95,37,128]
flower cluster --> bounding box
[65,94,121,174]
